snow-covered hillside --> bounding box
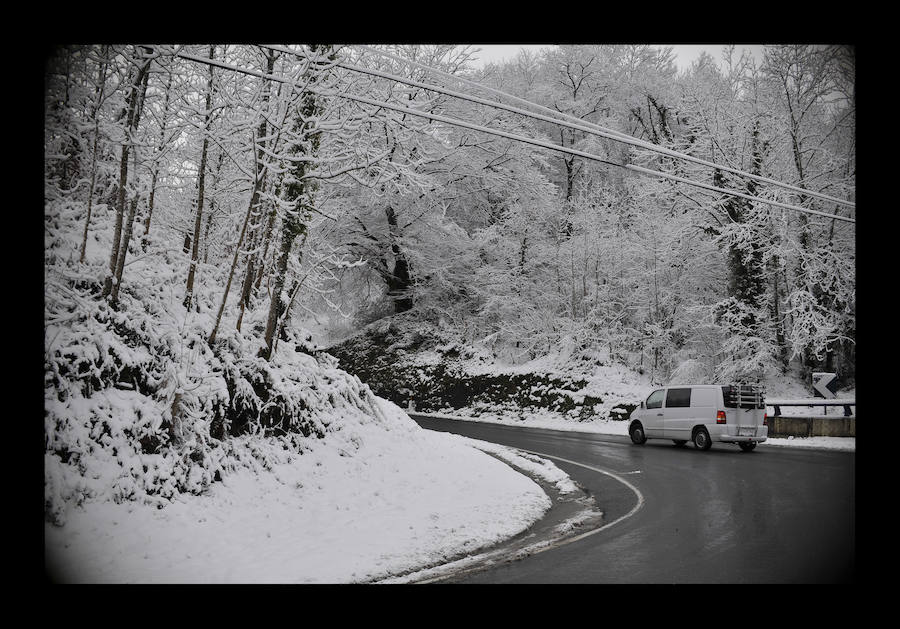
[44,197,561,582]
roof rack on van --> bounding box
[723,383,766,409]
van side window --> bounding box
[646,389,664,409]
[665,387,691,408]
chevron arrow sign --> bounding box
[812,372,838,398]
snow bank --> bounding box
[45,406,553,583]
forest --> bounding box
[43,44,855,515]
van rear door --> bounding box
[722,385,765,437]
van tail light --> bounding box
[763,413,768,426]
[716,411,727,424]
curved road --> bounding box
[411,415,855,583]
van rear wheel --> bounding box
[693,427,711,451]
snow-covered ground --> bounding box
[45,420,575,583]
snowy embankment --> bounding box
[46,407,563,583]
[44,199,566,583]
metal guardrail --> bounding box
[766,399,856,417]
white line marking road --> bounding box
[404,448,646,583]
[519,449,645,548]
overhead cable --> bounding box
[162,47,856,224]
[352,44,856,211]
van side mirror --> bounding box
[640,401,645,409]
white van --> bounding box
[628,384,768,451]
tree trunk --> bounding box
[109,194,140,305]
[385,205,413,313]
[260,44,330,360]
[102,49,151,299]
[202,149,226,266]
[109,64,151,306]
[203,209,213,264]
[235,194,264,332]
[143,169,159,239]
[183,45,216,310]
[236,51,278,330]
[253,182,282,292]
[262,222,306,359]
[143,69,174,238]
[235,176,271,332]
[208,189,256,347]
[79,45,110,264]
[771,270,788,370]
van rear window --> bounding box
[665,388,691,408]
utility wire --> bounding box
[265,45,858,225]
[162,47,856,224]
[352,44,856,211]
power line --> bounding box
[162,47,856,225]
[334,91,857,224]
[352,44,856,211]
[267,45,858,225]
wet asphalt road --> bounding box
[410,415,855,583]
